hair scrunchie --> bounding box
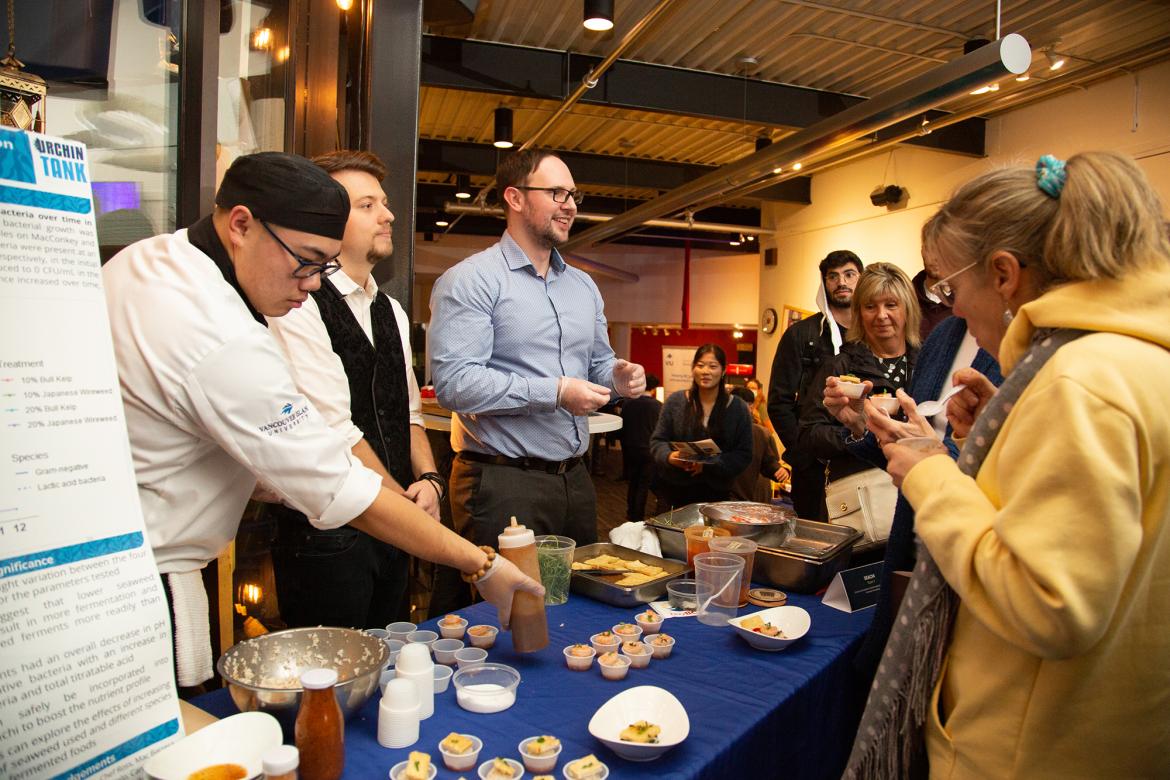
[1035,154,1067,198]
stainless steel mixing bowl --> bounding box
[216,627,388,726]
[699,501,797,548]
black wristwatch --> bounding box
[419,471,447,502]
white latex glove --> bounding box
[558,377,612,415]
[612,359,647,398]
[404,479,441,521]
[474,555,545,630]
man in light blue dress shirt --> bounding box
[430,149,646,554]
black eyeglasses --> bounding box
[260,220,342,278]
[514,186,584,205]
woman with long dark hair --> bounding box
[649,344,753,511]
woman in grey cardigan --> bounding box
[649,344,753,512]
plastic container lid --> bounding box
[261,744,299,774]
[299,668,338,690]
[498,516,534,548]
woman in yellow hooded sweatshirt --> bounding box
[842,151,1170,779]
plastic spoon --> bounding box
[915,384,967,417]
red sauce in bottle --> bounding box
[294,668,344,780]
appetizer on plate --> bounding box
[401,751,431,780]
[440,733,473,754]
[620,720,661,744]
[564,754,606,779]
[523,735,561,756]
[484,756,518,779]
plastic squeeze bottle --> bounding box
[497,515,548,652]
[295,668,344,780]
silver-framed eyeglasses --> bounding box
[927,260,979,306]
[514,186,584,205]
[260,220,342,278]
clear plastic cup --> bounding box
[708,536,758,607]
[684,524,731,566]
[693,552,744,626]
[535,535,576,605]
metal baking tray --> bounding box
[755,521,861,593]
[569,542,691,607]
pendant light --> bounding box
[454,174,472,199]
[583,0,614,32]
[493,107,514,149]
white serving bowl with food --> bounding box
[869,394,900,415]
[143,712,281,780]
[587,685,689,762]
[836,378,867,398]
[728,605,811,651]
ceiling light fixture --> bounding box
[772,166,782,175]
[729,237,741,247]
[583,0,614,32]
[493,107,514,149]
[435,219,450,228]
[455,174,472,199]
[1046,48,1065,71]
[1015,73,1030,82]
[251,27,272,50]
[336,0,353,10]
[746,234,756,242]
[969,82,1000,95]
[792,162,802,171]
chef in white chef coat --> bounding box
[102,152,541,688]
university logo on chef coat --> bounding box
[259,400,311,436]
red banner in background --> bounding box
[629,328,757,385]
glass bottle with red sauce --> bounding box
[295,668,344,780]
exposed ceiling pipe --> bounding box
[561,33,1031,251]
[443,201,774,236]
[438,0,681,238]
[562,253,640,283]
[715,36,1170,206]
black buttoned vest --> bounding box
[309,280,412,489]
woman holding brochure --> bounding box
[649,344,753,512]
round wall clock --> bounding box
[761,307,778,334]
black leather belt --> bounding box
[459,450,583,476]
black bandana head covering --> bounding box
[215,152,349,240]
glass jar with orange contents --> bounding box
[295,669,344,780]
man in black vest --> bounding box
[767,250,862,520]
[265,150,444,629]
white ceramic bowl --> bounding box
[869,395,900,415]
[620,640,652,669]
[587,685,689,762]
[562,756,610,779]
[837,380,866,398]
[646,633,675,659]
[439,733,483,771]
[478,757,525,779]
[466,624,498,648]
[634,610,663,634]
[433,664,454,693]
[143,712,281,780]
[438,614,468,640]
[519,735,563,773]
[597,652,631,681]
[563,644,596,671]
[728,605,811,651]
[390,758,438,780]
[432,638,465,665]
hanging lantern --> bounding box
[1,0,47,133]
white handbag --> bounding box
[824,467,897,543]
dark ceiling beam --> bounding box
[421,35,985,156]
[418,139,812,203]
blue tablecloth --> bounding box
[194,592,871,779]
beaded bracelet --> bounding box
[419,471,447,502]
[460,545,497,583]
